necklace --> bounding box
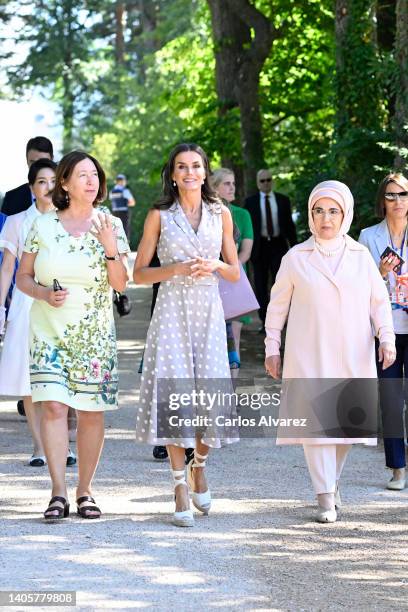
[388,223,407,251]
[315,240,344,257]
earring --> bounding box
[65,192,70,204]
[172,181,177,187]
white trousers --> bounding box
[303,444,352,494]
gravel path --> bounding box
[0,271,407,611]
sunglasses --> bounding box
[259,178,272,183]
[384,192,408,201]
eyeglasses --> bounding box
[384,192,408,201]
[312,207,342,217]
[259,178,272,183]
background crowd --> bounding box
[0,133,407,527]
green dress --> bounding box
[24,210,130,411]
[230,204,254,271]
[230,204,254,324]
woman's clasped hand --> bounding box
[190,257,221,277]
[172,256,222,278]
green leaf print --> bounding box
[29,231,118,408]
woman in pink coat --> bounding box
[264,180,396,523]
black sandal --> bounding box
[44,496,69,520]
[153,445,168,461]
[76,495,101,519]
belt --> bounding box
[164,274,218,287]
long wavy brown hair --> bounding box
[153,143,220,210]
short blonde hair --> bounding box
[211,167,234,190]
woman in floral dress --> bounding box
[17,151,129,520]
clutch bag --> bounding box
[218,263,259,320]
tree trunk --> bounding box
[62,3,74,152]
[334,0,381,138]
[334,1,350,137]
[207,0,247,198]
[115,1,126,65]
[377,0,396,51]
[207,0,277,196]
[62,72,75,152]
[237,68,267,191]
[394,0,408,169]
[126,0,159,84]
[377,0,397,121]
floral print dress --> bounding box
[24,210,130,411]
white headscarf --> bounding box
[308,180,354,237]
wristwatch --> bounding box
[105,253,120,261]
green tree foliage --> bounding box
[6,0,100,151]
[85,0,339,245]
[3,0,408,244]
[84,1,216,247]
[294,0,395,239]
[0,0,14,86]
[207,0,277,194]
[259,1,335,185]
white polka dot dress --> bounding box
[136,201,239,448]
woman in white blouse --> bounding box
[0,159,57,466]
[359,172,408,491]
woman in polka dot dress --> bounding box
[133,143,240,527]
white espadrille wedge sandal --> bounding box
[187,452,211,515]
[172,468,194,527]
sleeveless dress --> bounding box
[23,210,130,411]
[136,201,239,448]
[0,204,40,395]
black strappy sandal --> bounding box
[44,496,70,521]
[76,495,101,519]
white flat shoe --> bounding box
[172,468,194,528]
[386,477,406,491]
[335,484,341,509]
[66,448,77,466]
[29,454,47,467]
[316,507,337,523]
[187,452,211,515]
[172,509,194,527]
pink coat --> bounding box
[265,235,395,445]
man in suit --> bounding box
[1,136,54,216]
[245,169,297,328]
